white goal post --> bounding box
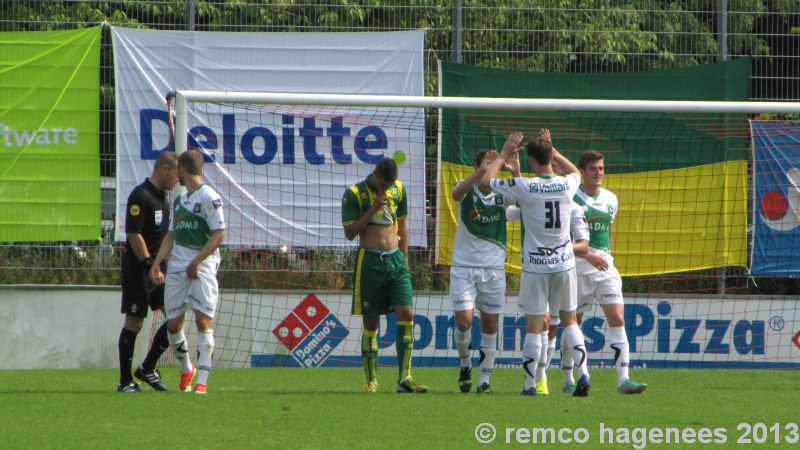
[165,89,800,370]
[170,89,800,158]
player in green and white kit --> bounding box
[150,150,225,394]
[450,150,520,394]
[564,150,646,394]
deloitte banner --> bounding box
[111,27,426,246]
[0,27,101,242]
[251,292,800,369]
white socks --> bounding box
[536,332,549,382]
[608,326,630,385]
[196,329,215,385]
[478,332,497,385]
[557,325,627,386]
[562,324,589,379]
[522,333,541,390]
[455,328,472,368]
[167,328,215,386]
[561,345,575,387]
[546,337,556,370]
[167,330,192,373]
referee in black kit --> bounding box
[117,151,179,392]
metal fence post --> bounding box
[717,0,728,62]
[187,0,196,31]
[452,0,462,63]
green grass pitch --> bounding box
[0,368,796,449]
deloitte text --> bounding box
[140,109,390,164]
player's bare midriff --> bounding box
[360,223,399,251]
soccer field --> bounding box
[0,368,796,449]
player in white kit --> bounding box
[563,150,647,395]
[450,149,520,394]
[537,203,590,395]
[479,130,591,397]
[150,150,225,394]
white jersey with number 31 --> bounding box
[489,172,580,273]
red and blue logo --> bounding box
[751,121,800,275]
[271,294,349,367]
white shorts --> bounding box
[519,269,577,316]
[449,266,506,315]
[576,266,623,314]
[165,270,219,320]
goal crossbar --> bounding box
[170,90,800,153]
[172,90,800,113]
[164,89,800,369]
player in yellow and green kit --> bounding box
[341,158,426,394]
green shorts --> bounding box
[352,248,413,317]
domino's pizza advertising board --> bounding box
[268,294,349,368]
[250,292,800,369]
[111,26,426,247]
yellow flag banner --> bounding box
[436,160,747,276]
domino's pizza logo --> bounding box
[272,294,349,367]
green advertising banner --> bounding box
[0,27,101,242]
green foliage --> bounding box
[216,247,442,291]
[1,1,140,30]
[0,1,796,294]
[2,0,776,73]
[0,243,119,285]
[447,0,774,71]
[748,277,800,295]
[756,113,800,121]
[217,247,353,290]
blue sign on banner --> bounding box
[751,121,800,276]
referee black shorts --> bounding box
[120,254,165,317]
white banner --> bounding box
[250,292,800,369]
[112,27,426,246]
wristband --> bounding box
[141,256,154,271]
